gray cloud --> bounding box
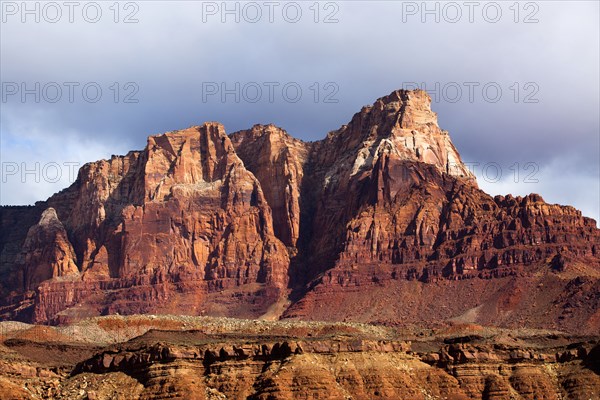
[1,1,598,223]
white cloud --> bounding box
[1,122,131,205]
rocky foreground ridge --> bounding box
[0,315,599,399]
[1,89,599,333]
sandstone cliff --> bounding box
[1,124,290,323]
[1,89,599,334]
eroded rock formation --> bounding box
[0,89,599,333]
[16,208,79,292]
[0,316,598,400]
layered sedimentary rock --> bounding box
[296,90,476,279]
[76,336,599,400]
[1,123,289,323]
[279,92,599,332]
[1,316,598,400]
[0,89,599,333]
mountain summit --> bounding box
[1,89,599,333]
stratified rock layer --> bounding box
[0,316,598,400]
[1,89,599,333]
[1,123,289,323]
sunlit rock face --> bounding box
[0,89,599,335]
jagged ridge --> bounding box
[0,89,599,334]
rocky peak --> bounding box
[143,122,240,202]
[321,89,475,182]
[16,207,79,292]
[38,207,61,227]
[0,89,599,333]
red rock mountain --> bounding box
[1,89,599,333]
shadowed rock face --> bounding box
[0,89,599,333]
[16,208,79,292]
[230,124,310,248]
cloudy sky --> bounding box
[1,1,599,223]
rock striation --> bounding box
[1,315,598,400]
[73,336,600,400]
[1,124,289,323]
[1,89,599,333]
